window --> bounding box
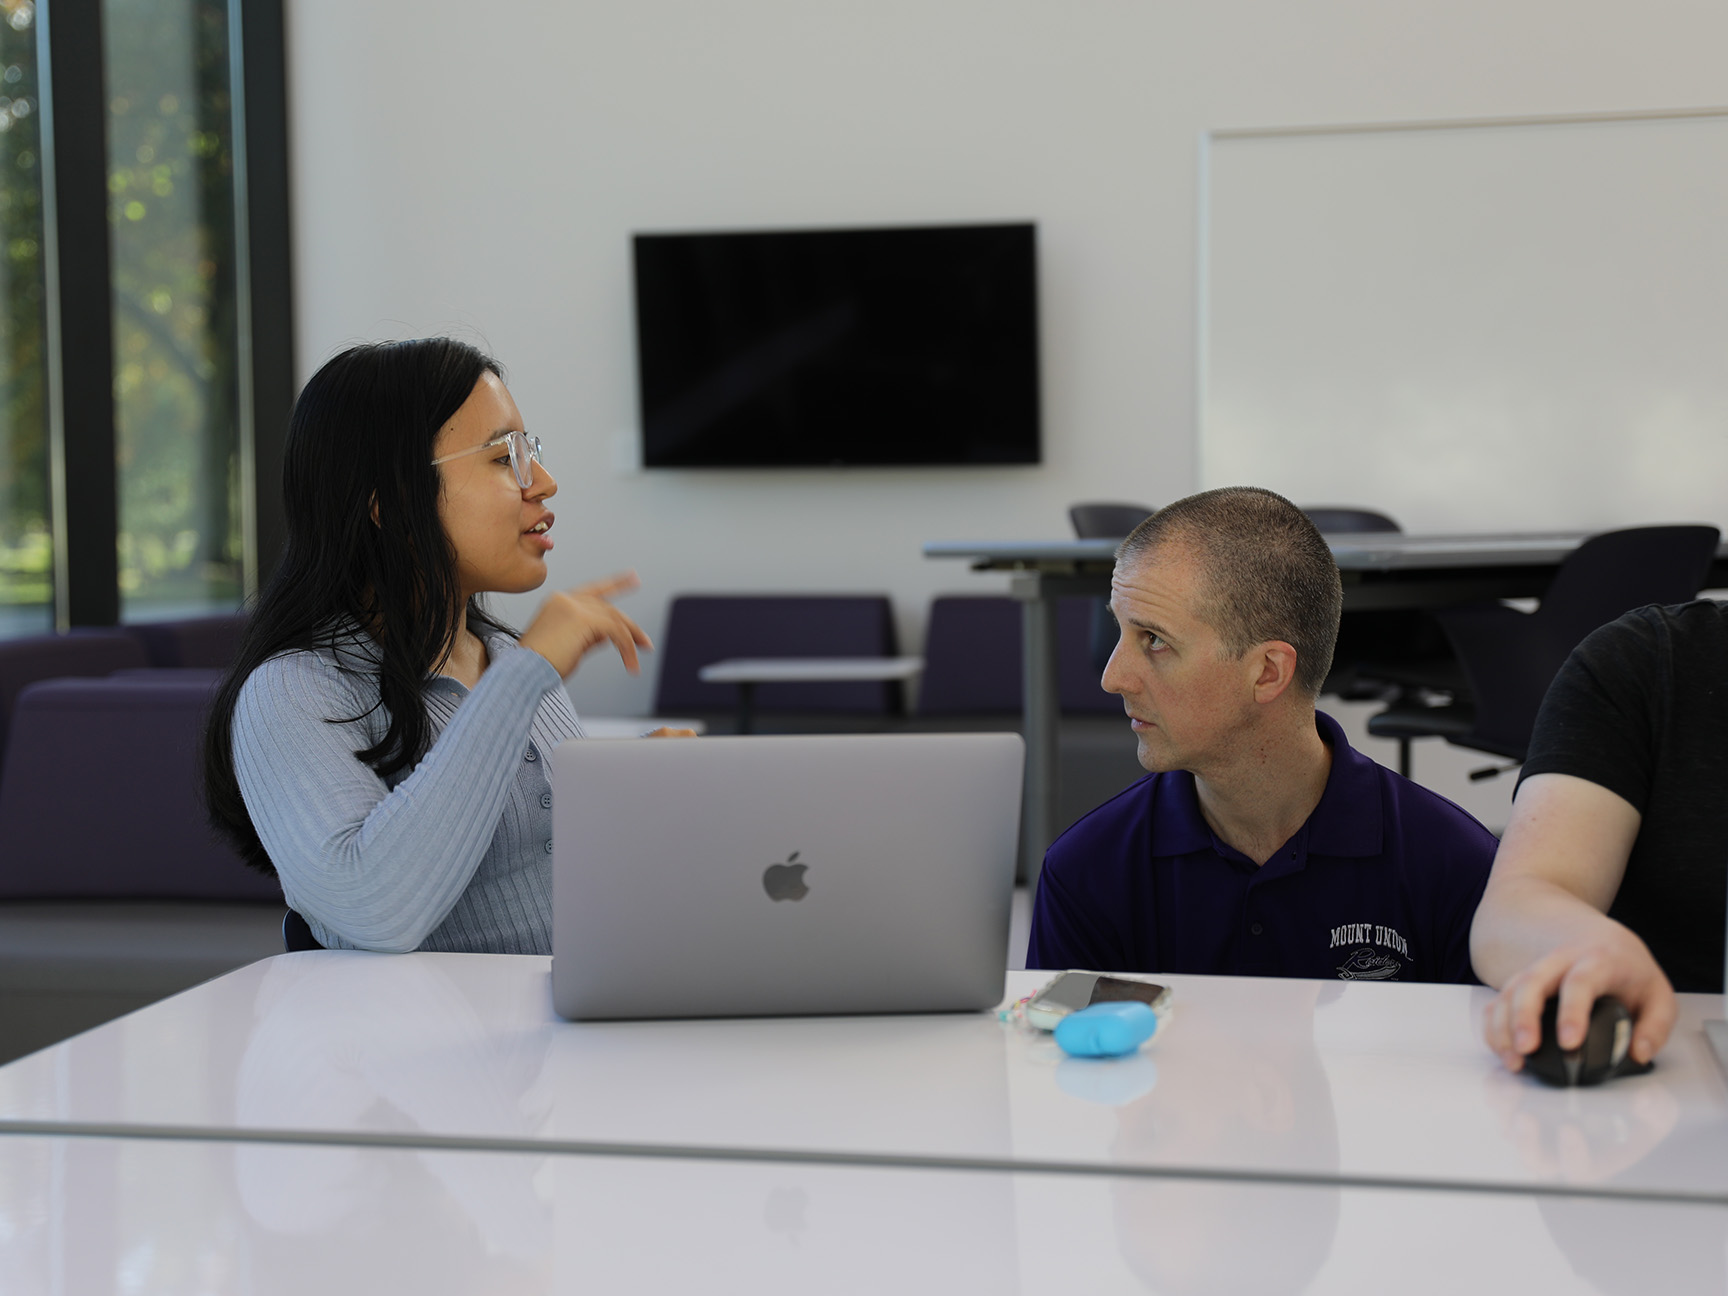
[0,0,289,636]
[107,0,244,620]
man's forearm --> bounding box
[1470,773,1644,990]
[1469,874,1633,989]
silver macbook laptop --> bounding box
[550,732,1024,1020]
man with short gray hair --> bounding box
[1027,486,1496,983]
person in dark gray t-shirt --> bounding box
[1472,600,1728,1073]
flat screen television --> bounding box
[632,222,1040,468]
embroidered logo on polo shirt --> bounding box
[1329,923,1411,980]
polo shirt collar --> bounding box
[1306,710,1384,857]
[1148,767,1213,857]
[1147,710,1384,860]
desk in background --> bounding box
[925,533,1728,882]
[696,656,924,734]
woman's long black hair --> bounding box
[205,338,515,876]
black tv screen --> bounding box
[632,223,1040,468]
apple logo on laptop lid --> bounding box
[762,852,810,902]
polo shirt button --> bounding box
[544,839,554,854]
[541,792,552,809]
[1250,922,1264,936]
[524,748,538,762]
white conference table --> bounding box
[8,1132,1723,1295]
[3,953,1724,1209]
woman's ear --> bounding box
[369,492,380,527]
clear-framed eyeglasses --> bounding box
[431,430,545,490]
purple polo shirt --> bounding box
[1026,712,1495,984]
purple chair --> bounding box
[0,675,278,902]
[918,596,1119,716]
[1057,598,1122,714]
[0,629,150,772]
[125,613,246,669]
[654,595,901,715]
[918,597,1022,713]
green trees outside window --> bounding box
[108,0,241,619]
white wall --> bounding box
[284,0,1728,719]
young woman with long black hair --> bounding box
[205,338,667,953]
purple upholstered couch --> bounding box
[0,665,283,1064]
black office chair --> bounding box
[1368,525,1720,775]
[1298,506,1452,705]
[1301,506,1400,535]
[1068,502,1156,541]
[1069,502,1157,672]
[283,909,325,952]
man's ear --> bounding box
[1251,641,1300,705]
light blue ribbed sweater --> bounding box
[231,628,582,953]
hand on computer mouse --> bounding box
[1481,933,1677,1074]
[1522,995,1655,1087]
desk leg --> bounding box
[737,682,756,736]
[1708,1020,1728,1085]
[1014,573,1060,890]
[1704,932,1728,1080]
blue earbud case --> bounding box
[1053,1001,1158,1058]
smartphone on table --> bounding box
[1025,971,1171,1031]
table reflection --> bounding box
[236,953,555,1137]
[1108,982,1341,1294]
[234,952,555,1263]
[1486,1046,1728,1295]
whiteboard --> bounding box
[1201,112,1728,532]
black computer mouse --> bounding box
[1523,995,1655,1087]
